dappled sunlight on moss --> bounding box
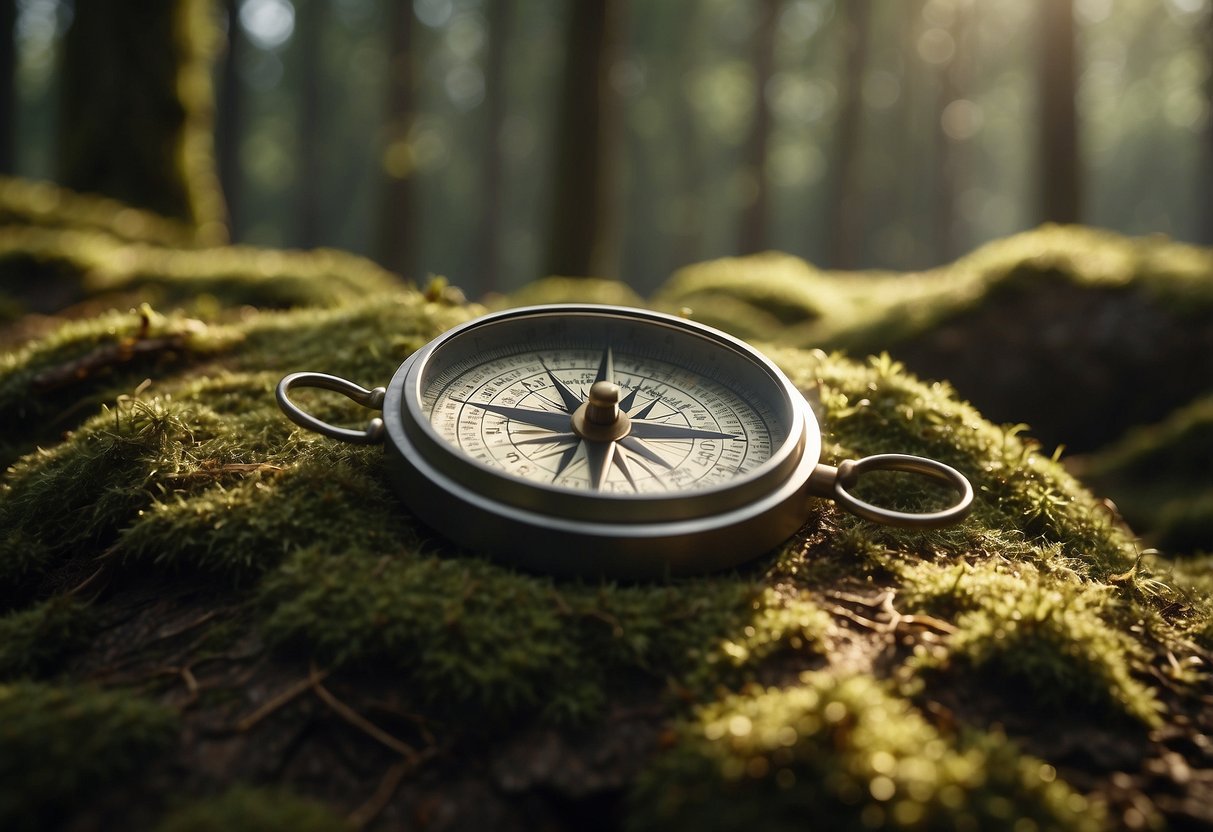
[901,560,1161,726]
[629,672,1099,832]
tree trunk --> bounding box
[294,0,325,248]
[824,0,870,269]
[0,0,15,174]
[477,0,512,294]
[1201,4,1213,245]
[57,0,227,241]
[1038,0,1081,224]
[216,0,243,240]
[544,0,625,278]
[933,0,971,264]
[738,0,779,255]
[376,2,418,278]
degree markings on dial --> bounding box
[437,347,773,493]
[539,360,582,413]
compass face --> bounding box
[390,306,811,525]
[423,347,780,495]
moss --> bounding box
[0,681,178,831]
[116,446,419,581]
[651,251,843,341]
[496,276,646,309]
[772,349,1139,581]
[155,787,349,832]
[0,227,403,316]
[0,176,201,247]
[260,546,761,723]
[1081,394,1213,552]
[687,587,833,692]
[629,672,1100,832]
[0,396,215,596]
[0,596,94,680]
[901,560,1161,726]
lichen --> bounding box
[629,672,1100,832]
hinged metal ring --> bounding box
[275,372,387,445]
[831,453,973,529]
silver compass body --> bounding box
[277,305,972,578]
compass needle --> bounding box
[628,420,738,441]
[631,398,660,420]
[618,436,674,470]
[596,345,615,384]
[454,399,572,432]
[539,360,584,413]
[583,440,615,491]
[612,446,639,491]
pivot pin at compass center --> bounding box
[571,380,632,442]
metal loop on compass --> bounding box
[276,372,387,445]
[830,453,973,529]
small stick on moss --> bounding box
[178,664,199,709]
[308,661,418,759]
[234,669,328,732]
[879,591,957,635]
[32,326,188,392]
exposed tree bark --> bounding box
[544,0,625,278]
[294,0,325,248]
[0,0,15,174]
[738,0,779,255]
[57,0,228,241]
[824,0,871,269]
[216,0,244,240]
[1037,0,1082,224]
[376,1,418,278]
[477,0,512,294]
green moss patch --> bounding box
[0,681,178,831]
[629,672,1099,832]
[902,560,1161,726]
[0,596,94,680]
[154,787,349,832]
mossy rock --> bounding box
[651,226,1213,455]
[1077,394,1213,554]
[2,201,1212,829]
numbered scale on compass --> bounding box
[276,305,973,578]
[430,346,775,495]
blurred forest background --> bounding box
[2,0,1211,299]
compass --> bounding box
[276,305,973,578]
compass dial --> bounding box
[424,346,779,495]
[391,307,809,527]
